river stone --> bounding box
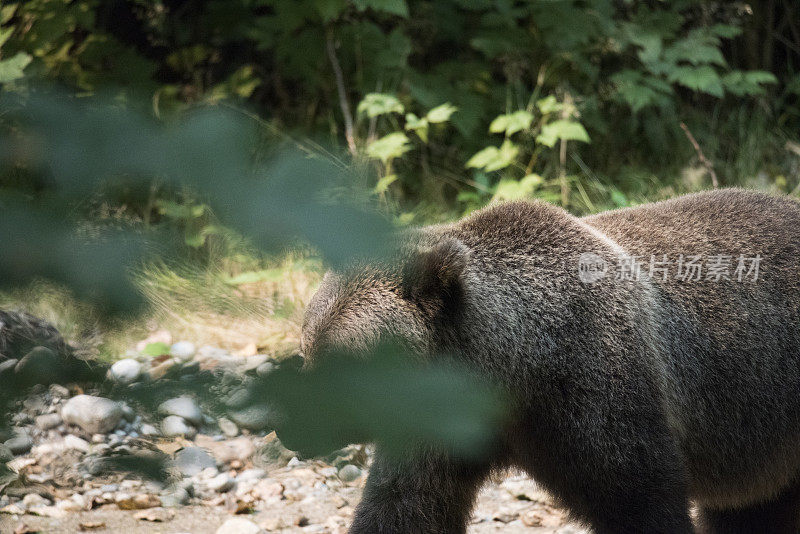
[255,361,275,377]
[160,487,190,507]
[338,464,362,482]
[228,405,272,432]
[35,413,63,430]
[217,417,239,438]
[174,447,217,477]
[158,396,203,426]
[0,444,13,462]
[4,433,33,455]
[62,395,123,434]
[161,415,197,439]
[207,473,234,493]
[170,341,196,362]
[109,358,142,384]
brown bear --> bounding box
[300,188,800,534]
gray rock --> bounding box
[338,464,362,482]
[22,395,46,412]
[62,395,123,434]
[0,444,13,462]
[15,346,60,385]
[161,415,197,439]
[236,468,266,482]
[83,456,106,476]
[215,518,265,534]
[63,434,91,453]
[48,384,70,398]
[259,437,294,466]
[0,358,18,379]
[170,341,196,362]
[22,493,51,508]
[255,361,275,377]
[109,358,142,384]
[140,423,160,437]
[174,447,217,477]
[35,413,63,430]
[4,433,33,455]
[158,396,203,426]
[206,473,234,493]
[228,405,272,432]
[160,487,190,507]
[120,403,136,422]
[217,417,239,438]
[241,354,269,373]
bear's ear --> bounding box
[401,237,469,306]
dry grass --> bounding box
[0,254,324,361]
[134,254,323,357]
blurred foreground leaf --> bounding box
[251,344,510,459]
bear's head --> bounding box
[300,235,470,366]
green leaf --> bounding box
[662,31,726,67]
[425,102,458,123]
[405,113,429,142]
[466,139,519,172]
[142,342,170,357]
[536,120,590,147]
[259,345,509,459]
[710,24,743,39]
[634,34,663,65]
[668,65,724,97]
[0,52,32,83]
[492,174,543,201]
[610,70,672,112]
[535,95,563,115]
[0,27,13,49]
[489,110,534,136]
[357,93,404,118]
[722,70,778,96]
[466,146,500,170]
[314,0,348,21]
[366,132,411,164]
[374,173,399,195]
[353,0,409,17]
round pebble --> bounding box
[207,473,234,493]
[158,396,203,426]
[338,464,362,482]
[62,395,123,434]
[108,358,142,384]
[170,341,196,362]
[161,415,197,439]
[4,434,33,455]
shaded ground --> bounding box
[4,470,586,533]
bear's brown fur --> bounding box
[301,188,800,533]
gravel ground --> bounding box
[4,472,586,534]
[1,332,588,534]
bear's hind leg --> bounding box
[698,482,800,534]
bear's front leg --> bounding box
[349,447,494,534]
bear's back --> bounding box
[587,189,800,506]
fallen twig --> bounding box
[680,122,719,189]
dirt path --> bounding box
[3,473,587,534]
